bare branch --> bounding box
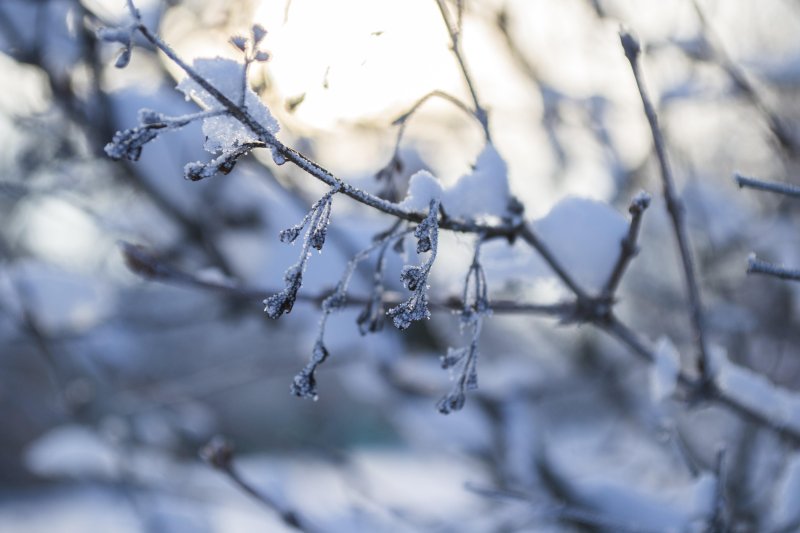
[200,437,315,532]
[619,30,711,383]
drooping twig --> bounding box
[600,191,652,301]
[620,30,711,384]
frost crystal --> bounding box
[387,292,431,330]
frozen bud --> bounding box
[199,436,234,469]
[290,341,330,399]
[436,390,466,415]
[264,265,303,318]
[137,109,163,125]
[309,223,328,251]
[105,125,161,161]
[279,225,302,244]
[230,35,247,52]
[115,46,133,69]
[400,265,425,291]
[290,368,317,400]
[620,30,641,63]
[184,161,216,182]
[252,24,267,44]
[441,346,467,369]
[387,293,430,330]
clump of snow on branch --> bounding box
[711,346,800,434]
[650,336,680,403]
[534,197,628,290]
[176,57,279,154]
[399,143,510,219]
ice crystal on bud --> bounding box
[279,225,302,244]
[400,265,425,291]
[291,341,329,400]
[105,125,164,161]
[184,145,253,181]
[264,265,303,319]
[387,291,431,330]
[388,200,439,330]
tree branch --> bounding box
[620,30,711,384]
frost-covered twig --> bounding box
[600,191,652,301]
[292,227,411,400]
[387,200,441,329]
[747,255,800,283]
[734,173,800,200]
[264,186,339,320]
[620,30,711,384]
[437,238,491,414]
[200,436,315,533]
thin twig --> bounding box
[434,0,491,141]
[747,255,800,282]
[734,173,800,200]
[620,30,711,383]
[691,1,796,152]
[600,191,651,300]
[200,437,315,532]
[120,241,573,317]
